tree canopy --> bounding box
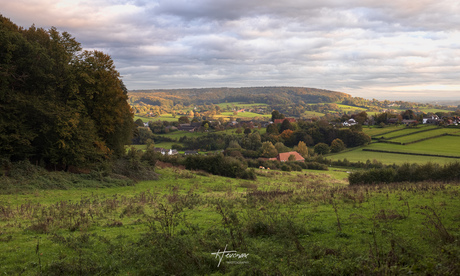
[0,15,133,167]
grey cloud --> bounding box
[2,0,460,100]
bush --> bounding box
[314,143,330,155]
[349,162,460,185]
[184,154,255,179]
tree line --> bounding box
[0,15,133,169]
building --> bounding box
[269,151,305,162]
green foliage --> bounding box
[349,162,460,185]
[314,143,330,155]
[184,154,256,179]
[330,138,346,153]
[0,16,133,166]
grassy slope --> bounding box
[1,167,459,274]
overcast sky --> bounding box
[3,0,460,101]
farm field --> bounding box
[303,110,325,118]
[214,102,268,109]
[367,136,460,157]
[134,114,178,123]
[372,125,438,139]
[1,167,459,275]
[362,125,405,137]
[328,147,458,165]
[388,128,460,144]
[335,104,367,112]
[219,111,270,119]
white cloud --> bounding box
[2,0,460,101]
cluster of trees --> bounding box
[0,16,133,169]
[130,87,350,107]
[349,162,460,185]
[184,154,256,179]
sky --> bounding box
[2,0,460,101]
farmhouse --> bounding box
[269,151,305,162]
[402,119,418,125]
[154,148,178,155]
[274,118,296,124]
[342,118,357,127]
[178,123,201,132]
[423,115,440,124]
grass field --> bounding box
[368,136,460,157]
[372,125,438,139]
[219,111,270,119]
[328,147,459,165]
[303,110,325,118]
[1,167,459,274]
[362,125,405,137]
[335,104,367,112]
[388,128,460,144]
[134,114,179,123]
[214,102,268,109]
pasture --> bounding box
[328,147,458,165]
[330,125,460,164]
[372,125,438,139]
[388,128,460,144]
[1,166,459,275]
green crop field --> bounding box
[1,167,459,275]
[373,125,438,139]
[388,128,460,144]
[303,110,325,118]
[417,107,453,113]
[134,114,179,123]
[219,111,270,119]
[335,104,367,112]
[362,125,405,137]
[368,136,460,157]
[214,102,268,109]
[328,147,458,165]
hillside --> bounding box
[129,87,351,106]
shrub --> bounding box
[314,143,330,155]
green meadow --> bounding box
[1,167,459,275]
[330,125,460,165]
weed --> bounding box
[418,205,455,244]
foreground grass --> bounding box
[1,168,459,275]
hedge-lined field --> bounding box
[328,148,457,165]
[362,125,405,137]
[373,125,437,139]
[365,137,460,157]
[388,128,460,144]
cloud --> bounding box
[2,0,460,101]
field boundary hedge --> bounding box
[362,148,460,159]
[375,126,440,141]
[371,128,407,140]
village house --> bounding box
[178,122,201,132]
[274,118,296,124]
[154,148,178,155]
[402,119,418,125]
[423,115,440,124]
[342,118,357,127]
[269,151,305,162]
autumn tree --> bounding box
[295,141,309,157]
[261,141,278,158]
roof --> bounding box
[277,151,305,162]
[274,118,296,124]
